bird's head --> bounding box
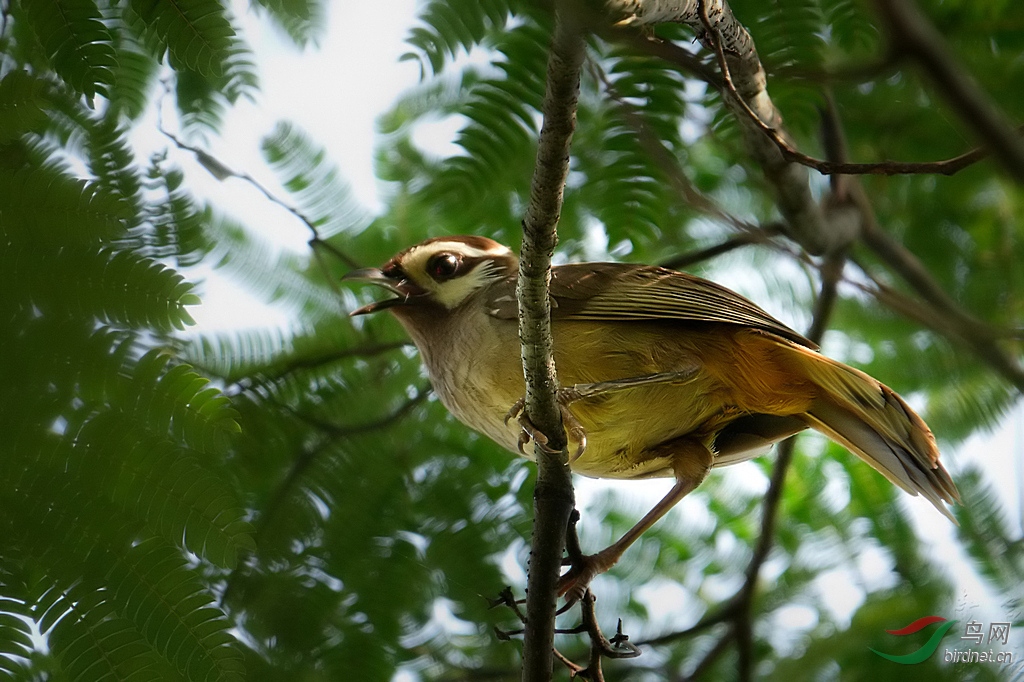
[344,236,517,316]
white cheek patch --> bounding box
[432,269,492,308]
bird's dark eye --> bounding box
[427,253,460,280]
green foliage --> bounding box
[0,0,292,678]
[261,120,371,239]
[19,0,116,99]
[3,0,1022,680]
[252,0,326,47]
[127,0,236,77]
[0,70,50,142]
[403,0,517,75]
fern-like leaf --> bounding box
[127,0,236,78]
[115,349,240,452]
[820,0,880,56]
[19,0,116,99]
[0,70,51,143]
[1,243,201,332]
[104,537,245,681]
[206,212,346,320]
[252,0,326,47]
[108,31,161,120]
[61,410,253,566]
[139,156,214,266]
[182,326,295,381]
[47,596,179,682]
[0,568,33,680]
[419,22,549,207]
[173,41,259,134]
[88,115,144,225]
[404,0,515,75]
[261,120,371,239]
[0,163,131,247]
[954,468,1024,599]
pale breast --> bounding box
[397,307,744,481]
[400,303,526,452]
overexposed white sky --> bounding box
[162,0,1023,655]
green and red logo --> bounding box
[870,616,958,664]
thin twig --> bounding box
[701,31,1002,178]
[634,607,732,647]
[257,387,428,533]
[156,80,361,270]
[658,231,776,270]
[220,341,412,390]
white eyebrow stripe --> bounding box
[413,241,512,259]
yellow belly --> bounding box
[421,315,814,480]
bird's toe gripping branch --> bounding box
[504,392,588,461]
[505,369,701,461]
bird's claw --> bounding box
[559,399,587,463]
[504,391,588,460]
[503,398,525,427]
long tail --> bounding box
[787,345,960,521]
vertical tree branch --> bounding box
[518,4,586,681]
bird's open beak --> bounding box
[342,268,424,316]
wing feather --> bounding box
[485,263,816,349]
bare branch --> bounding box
[241,341,411,388]
[518,3,586,680]
[634,608,732,647]
[604,27,721,86]
[611,14,1013,181]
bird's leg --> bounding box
[504,366,699,459]
[557,439,713,605]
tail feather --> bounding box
[787,347,959,521]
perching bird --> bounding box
[344,235,958,593]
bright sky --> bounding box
[164,0,1024,652]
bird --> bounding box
[343,235,959,595]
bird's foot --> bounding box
[557,547,619,610]
[503,391,587,460]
